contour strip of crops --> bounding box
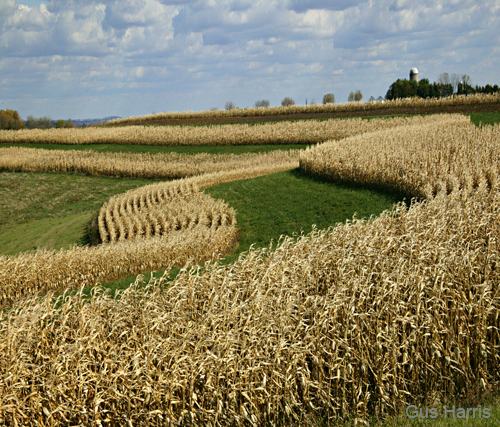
[299,115,499,198]
[107,92,500,124]
[0,114,463,146]
[1,116,499,425]
[0,156,303,309]
[0,147,299,179]
[0,114,477,307]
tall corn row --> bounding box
[0,225,238,308]
[0,147,299,179]
[299,115,497,198]
[99,186,235,243]
[107,92,500,125]
[0,114,457,146]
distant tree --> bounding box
[450,73,461,94]
[437,72,450,86]
[25,115,54,129]
[281,97,295,107]
[416,78,431,98]
[0,109,26,130]
[255,99,270,108]
[66,119,75,128]
[461,74,472,88]
[348,90,362,102]
[55,119,66,128]
[225,101,236,111]
[385,79,418,100]
[322,93,335,104]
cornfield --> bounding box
[0,114,460,146]
[106,92,500,125]
[98,183,235,243]
[1,113,500,425]
[0,147,299,179]
[299,114,499,198]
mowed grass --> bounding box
[0,171,161,255]
[204,168,406,264]
[469,111,500,127]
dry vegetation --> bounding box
[1,113,500,425]
[0,161,301,309]
[0,114,461,147]
[99,183,235,243]
[0,147,298,179]
[106,92,500,125]
[299,114,485,198]
[0,225,237,309]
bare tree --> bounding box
[281,97,295,107]
[451,74,461,93]
[437,72,450,85]
[255,99,270,108]
[461,74,472,87]
[225,101,236,110]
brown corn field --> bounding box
[0,113,499,426]
[0,114,462,147]
[0,147,299,179]
[106,92,500,125]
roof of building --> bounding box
[410,67,419,74]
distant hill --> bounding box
[65,116,122,127]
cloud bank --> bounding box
[1,0,499,119]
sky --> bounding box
[1,0,499,120]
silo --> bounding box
[410,67,419,82]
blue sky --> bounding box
[1,0,499,120]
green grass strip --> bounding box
[0,171,162,255]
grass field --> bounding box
[0,171,162,255]
[204,168,405,264]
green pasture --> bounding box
[0,171,162,255]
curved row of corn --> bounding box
[0,147,300,179]
[98,181,235,243]
[300,114,497,198]
[0,155,300,308]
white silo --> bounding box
[410,67,419,82]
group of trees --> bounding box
[226,93,351,110]
[386,72,500,100]
[0,112,76,130]
[348,90,363,102]
[25,115,75,129]
[0,109,26,130]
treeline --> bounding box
[25,115,75,129]
[386,73,500,100]
[0,109,26,130]
[0,111,75,130]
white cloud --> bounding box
[1,0,498,118]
